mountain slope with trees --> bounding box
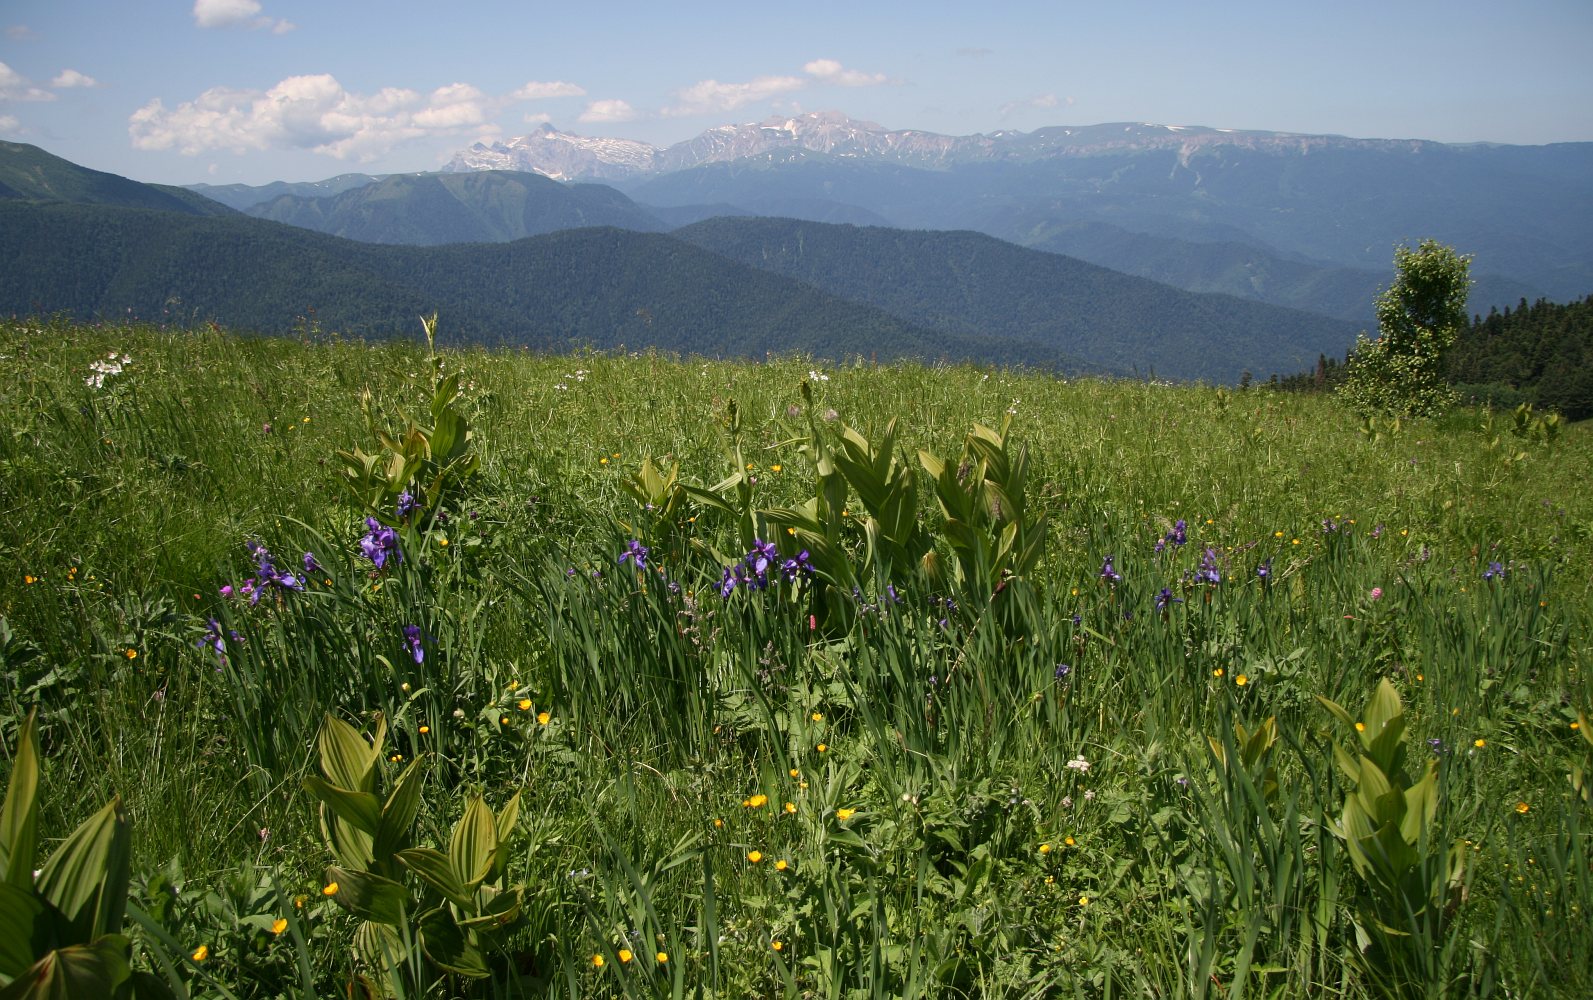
[0,201,1086,369]
[672,216,1359,382]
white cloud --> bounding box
[5,25,36,41]
[510,80,585,101]
[803,59,887,88]
[524,112,553,125]
[51,69,98,89]
[999,93,1072,118]
[0,115,19,133]
[0,62,54,102]
[128,74,494,160]
[192,0,294,33]
[663,75,804,117]
[578,99,638,123]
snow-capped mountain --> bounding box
[443,112,1438,182]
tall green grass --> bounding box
[1,317,1589,997]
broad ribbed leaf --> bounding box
[0,710,40,892]
[491,793,521,883]
[395,848,472,910]
[0,883,42,982]
[448,798,497,890]
[1316,695,1356,729]
[0,935,130,1000]
[303,777,381,839]
[324,866,406,926]
[319,715,382,793]
[372,757,426,866]
[34,798,131,942]
[1362,679,1404,745]
[458,885,523,934]
[417,907,489,978]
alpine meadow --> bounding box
[0,304,1589,998]
[3,8,1593,993]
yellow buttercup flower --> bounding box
[836,808,855,821]
[537,711,551,725]
[191,944,209,962]
[1234,674,1248,686]
[784,801,796,813]
[1515,802,1530,814]
[592,954,605,968]
[518,698,532,711]
[271,917,288,936]
[618,949,633,963]
[322,882,339,896]
[656,951,669,964]
[775,859,789,871]
[747,850,763,863]
[771,940,783,951]
[1474,739,1486,748]
[1038,843,1051,854]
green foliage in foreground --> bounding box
[1,318,1591,998]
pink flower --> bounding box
[1369,587,1383,601]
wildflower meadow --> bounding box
[1,317,1590,998]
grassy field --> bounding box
[1,317,1590,998]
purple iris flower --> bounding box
[747,539,778,578]
[720,564,745,597]
[1099,556,1121,584]
[1483,561,1505,581]
[617,539,649,569]
[780,549,814,583]
[395,492,417,519]
[244,540,305,604]
[360,517,402,570]
[1171,520,1187,546]
[303,552,323,575]
[1155,587,1183,611]
[402,625,425,665]
[1256,557,1272,582]
[1196,548,1221,585]
[1054,663,1071,681]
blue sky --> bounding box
[2,0,1590,185]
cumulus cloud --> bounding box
[51,69,98,89]
[803,59,887,87]
[524,112,553,125]
[128,75,493,160]
[578,99,639,123]
[192,0,294,33]
[0,115,19,133]
[662,59,888,118]
[0,62,54,102]
[510,80,585,101]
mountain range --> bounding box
[444,112,1590,312]
[0,141,1358,381]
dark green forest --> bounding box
[1278,295,1593,420]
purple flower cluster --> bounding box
[1194,548,1221,585]
[360,517,402,570]
[1256,557,1272,582]
[402,624,425,665]
[199,618,243,665]
[1155,587,1183,612]
[395,491,418,520]
[1099,555,1122,585]
[1483,561,1506,581]
[617,539,649,569]
[241,541,305,604]
[1153,519,1187,554]
[720,539,813,596]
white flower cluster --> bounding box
[86,352,133,389]
[1065,754,1090,774]
[808,369,830,382]
[553,368,589,391]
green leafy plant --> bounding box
[0,709,170,999]
[1318,679,1467,995]
[302,713,526,989]
[1340,240,1472,418]
[337,314,480,520]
